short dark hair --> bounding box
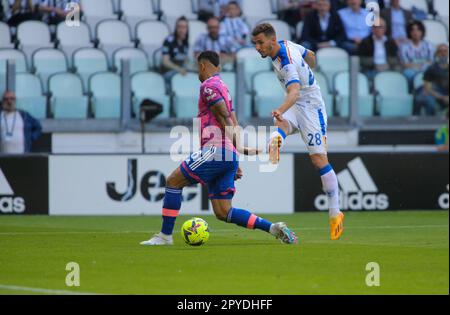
[197,51,220,67]
[407,21,426,39]
[252,23,276,37]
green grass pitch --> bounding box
[0,211,448,295]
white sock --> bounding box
[269,128,287,150]
[320,165,341,218]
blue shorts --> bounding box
[180,146,239,200]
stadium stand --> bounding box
[0,0,447,123]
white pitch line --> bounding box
[0,225,447,236]
[0,284,101,295]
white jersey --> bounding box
[271,40,324,106]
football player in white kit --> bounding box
[251,23,344,240]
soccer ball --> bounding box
[181,218,210,246]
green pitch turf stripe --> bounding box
[0,284,101,295]
[0,224,447,236]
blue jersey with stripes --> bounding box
[271,40,324,106]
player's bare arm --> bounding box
[272,83,301,122]
[210,100,259,156]
[304,50,316,69]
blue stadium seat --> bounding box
[252,71,284,118]
[334,71,373,117]
[56,21,93,67]
[15,73,47,119]
[120,0,158,37]
[237,47,272,92]
[89,72,121,119]
[80,0,117,38]
[423,20,449,46]
[131,71,170,119]
[96,20,134,66]
[316,47,349,84]
[159,0,196,32]
[113,48,149,75]
[136,20,170,69]
[374,71,413,117]
[241,0,277,29]
[171,72,200,118]
[49,73,88,119]
[17,21,53,65]
[73,48,109,91]
[32,48,68,93]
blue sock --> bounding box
[161,187,182,235]
[226,208,273,233]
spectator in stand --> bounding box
[197,0,240,22]
[399,21,435,85]
[415,44,449,116]
[358,17,399,78]
[338,0,371,54]
[0,91,42,154]
[5,0,40,27]
[161,16,190,85]
[381,0,413,46]
[193,16,238,68]
[300,0,347,51]
[220,1,249,48]
[36,0,81,25]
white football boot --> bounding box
[140,233,174,246]
[270,222,298,244]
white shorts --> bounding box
[282,102,328,155]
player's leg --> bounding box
[268,107,300,164]
[299,105,344,240]
[140,167,192,246]
[210,198,298,244]
[208,161,298,244]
